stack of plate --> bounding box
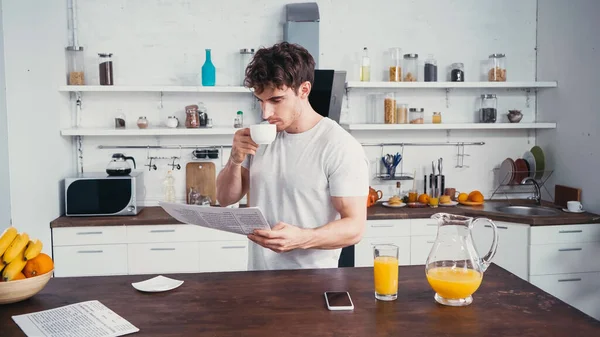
[499,146,545,185]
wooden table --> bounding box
[1,265,598,336]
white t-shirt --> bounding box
[242,117,369,270]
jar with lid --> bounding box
[384,93,396,124]
[98,53,114,85]
[166,116,179,128]
[198,103,208,127]
[424,55,437,82]
[66,46,85,85]
[479,94,497,123]
[185,104,200,128]
[432,112,442,124]
[403,54,418,82]
[450,63,464,82]
[240,48,255,85]
[388,48,402,82]
[396,103,408,124]
[234,110,244,128]
[488,54,506,82]
[137,116,149,129]
[409,108,424,124]
[360,47,370,82]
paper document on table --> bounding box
[159,202,271,235]
[12,300,139,337]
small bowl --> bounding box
[0,269,53,304]
[507,110,523,123]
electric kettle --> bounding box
[106,153,136,176]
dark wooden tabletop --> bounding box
[1,265,598,336]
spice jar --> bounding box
[185,104,200,128]
[479,94,497,123]
[66,46,85,85]
[360,47,371,82]
[137,116,149,129]
[198,103,208,127]
[403,54,418,82]
[396,103,408,124]
[409,108,424,124]
[234,110,244,128]
[240,48,255,85]
[389,48,402,82]
[114,111,126,129]
[166,116,179,128]
[424,55,437,82]
[432,112,442,124]
[488,53,506,82]
[98,53,114,85]
[450,63,464,82]
[384,93,396,124]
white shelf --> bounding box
[60,127,240,136]
[345,81,558,89]
[58,85,252,93]
[342,123,557,131]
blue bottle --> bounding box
[201,49,216,86]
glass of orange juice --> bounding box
[408,190,418,203]
[373,244,399,301]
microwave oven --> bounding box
[64,171,144,216]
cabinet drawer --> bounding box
[530,272,600,321]
[128,242,200,275]
[53,244,128,277]
[354,237,410,267]
[126,225,200,243]
[530,242,600,275]
[531,224,600,245]
[198,241,248,272]
[53,227,127,246]
[410,219,439,236]
[196,227,246,242]
[410,236,436,265]
[364,220,410,238]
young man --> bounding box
[216,42,369,271]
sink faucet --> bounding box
[521,177,541,205]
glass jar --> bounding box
[384,93,396,124]
[432,112,442,124]
[360,47,371,82]
[234,110,244,128]
[424,55,437,82]
[98,53,114,85]
[488,53,506,82]
[389,48,402,82]
[403,54,418,82]
[166,116,179,128]
[396,103,408,124]
[137,116,149,129]
[240,48,255,86]
[198,102,208,127]
[450,63,464,82]
[185,104,200,128]
[66,46,85,85]
[409,108,424,124]
[479,94,497,123]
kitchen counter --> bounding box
[1,265,598,336]
[50,200,600,228]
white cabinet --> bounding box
[128,242,200,275]
[52,226,127,246]
[53,244,128,277]
[355,236,411,267]
[410,236,436,265]
[198,241,248,272]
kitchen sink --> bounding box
[495,205,562,217]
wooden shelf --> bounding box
[59,85,252,93]
[341,123,557,131]
[345,81,558,89]
[60,127,240,136]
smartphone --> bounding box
[324,291,354,311]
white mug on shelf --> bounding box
[567,201,583,212]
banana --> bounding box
[0,227,18,256]
[0,255,6,271]
[24,239,43,261]
[2,249,27,281]
[3,233,29,264]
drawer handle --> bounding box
[150,229,176,233]
[558,248,582,252]
[221,246,246,249]
[371,224,394,228]
[150,248,176,251]
[426,224,438,227]
[76,231,103,235]
[485,225,507,229]
[77,250,103,254]
[559,230,583,234]
[558,278,582,282]
[370,243,394,246]
[427,240,435,244]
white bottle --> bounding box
[360,47,371,82]
[163,170,176,202]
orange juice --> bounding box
[408,191,418,203]
[426,267,482,299]
[374,256,399,295]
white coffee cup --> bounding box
[567,201,583,212]
[250,124,276,144]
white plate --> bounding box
[439,201,459,207]
[523,151,536,178]
[382,201,406,208]
[132,275,184,293]
[562,208,585,214]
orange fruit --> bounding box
[23,253,54,278]
[418,193,430,204]
[468,190,484,202]
[12,272,26,281]
[457,193,469,202]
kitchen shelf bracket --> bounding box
[445,88,451,108]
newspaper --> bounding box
[159,202,271,235]
[12,300,139,337]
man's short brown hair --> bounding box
[244,42,315,95]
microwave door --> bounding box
[67,179,133,215]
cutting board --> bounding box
[186,162,216,205]
[554,184,581,208]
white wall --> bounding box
[0,1,11,228]
[2,0,73,254]
[536,0,600,213]
[71,0,539,204]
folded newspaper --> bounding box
[159,202,271,235]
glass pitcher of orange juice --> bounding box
[425,213,498,306]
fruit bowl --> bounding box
[0,269,53,305]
